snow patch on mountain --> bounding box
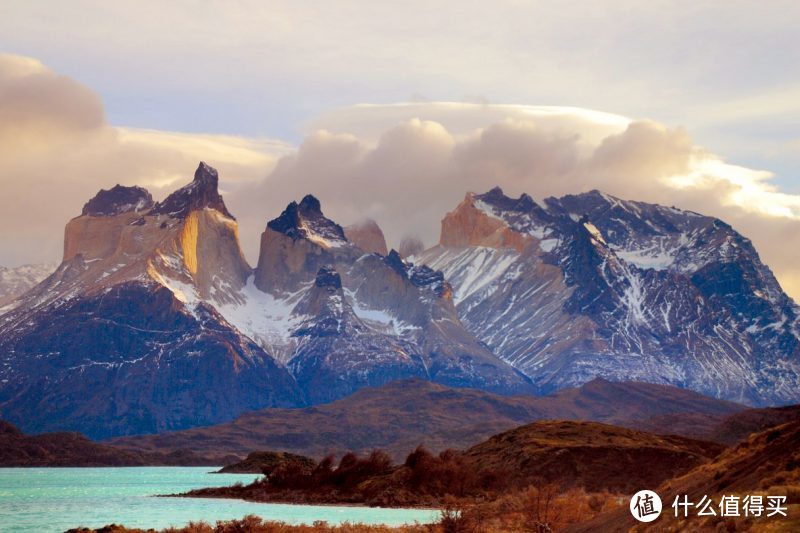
[214,276,309,363]
[345,288,420,335]
[0,262,58,304]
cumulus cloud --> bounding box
[0,54,289,266]
[231,103,800,300]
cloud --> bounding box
[0,54,104,141]
[2,53,799,301]
[230,103,800,301]
[0,53,288,266]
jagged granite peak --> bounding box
[285,264,432,402]
[255,195,351,294]
[0,162,275,439]
[474,187,554,223]
[81,185,154,217]
[292,266,356,339]
[439,190,542,252]
[59,161,251,303]
[151,162,234,219]
[418,187,800,406]
[344,219,388,255]
[479,186,539,213]
[248,196,532,400]
[266,194,346,244]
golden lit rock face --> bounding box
[440,194,531,252]
[59,207,250,302]
[183,209,251,302]
[180,211,199,275]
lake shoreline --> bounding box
[163,492,442,511]
[0,466,439,532]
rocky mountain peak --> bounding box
[474,187,549,218]
[439,190,535,252]
[151,162,234,219]
[344,219,388,255]
[266,195,346,245]
[299,194,322,214]
[81,185,154,217]
[384,249,407,277]
[482,186,505,199]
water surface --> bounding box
[0,467,439,532]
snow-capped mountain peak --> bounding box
[418,187,800,406]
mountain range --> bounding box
[0,162,798,438]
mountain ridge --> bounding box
[1,162,798,439]
[416,186,800,405]
[109,377,744,462]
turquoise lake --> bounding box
[0,467,440,532]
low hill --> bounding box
[705,404,800,445]
[216,451,316,474]
[570,421,800,532]
[180,420,723,507]
[0,421,233,467]
[629,404,800,445]
[110,378,743,461]
[464,420,725,494]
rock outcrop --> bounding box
[81,185,154,217]
[151,161,233,219]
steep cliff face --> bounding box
[344,219,388,255]
[0,163,303,438]
[57,165,250,303]
[254,195,349,295]
[418,188,800,406]
[439,192,532,252]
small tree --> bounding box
[523,484,563,533]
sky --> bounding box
[1,1,799,297]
